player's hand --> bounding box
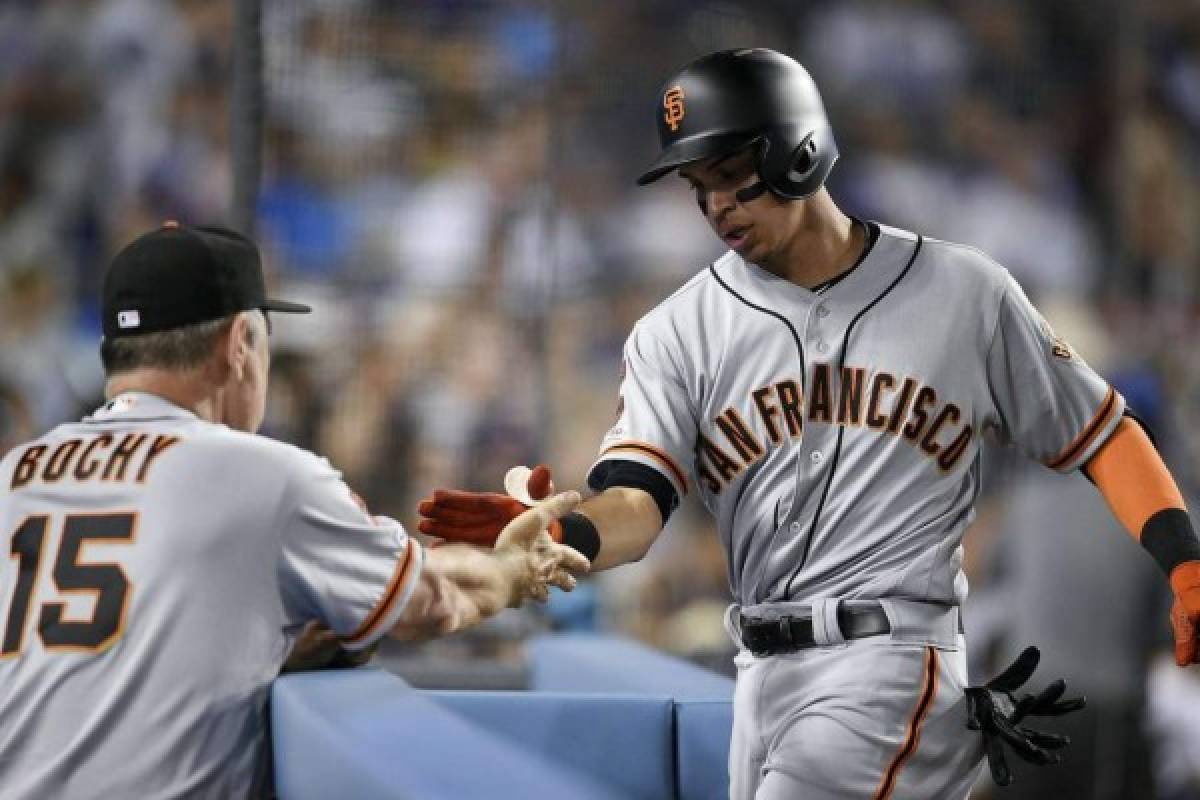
[1169,561,1200,666]
[417,464,556,546]
[492,490,590,606]
[964,646,1086,786]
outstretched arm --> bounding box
[391,492,589,640]
[570,486,664,571]
[1084,417,1200,665]
[419,466,668,574]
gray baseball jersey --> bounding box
[589,222,1122,798]
[0,392,423,799]
[591,223,1122,609]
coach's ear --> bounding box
[219,312,253,382]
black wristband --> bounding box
[560,512,601,561]
[1141,508,1200,577]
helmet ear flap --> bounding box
[786,133,819,184]
[758,124,838,199]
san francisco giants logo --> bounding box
[663,86,686,131]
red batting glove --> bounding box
[416,465,557,546]
[1169,561,1200,666]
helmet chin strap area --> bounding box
[734,180,770,204]
[695,176,770,215]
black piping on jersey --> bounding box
[709,265,807,390]
[780,235,925,601]
[809,219,880,295]
[709,263,808,597]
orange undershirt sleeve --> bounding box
[1084,417,1186,541]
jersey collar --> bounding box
[714,222,916,312]
[84,391,201,423]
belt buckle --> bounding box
[740,616,775,657]
[741,616,797,657]
[776,617,795,651]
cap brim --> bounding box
[262,298,312,314]
[636,131,761,186]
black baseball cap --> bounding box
[102,221,310,338]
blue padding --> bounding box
[529,634,735,700]
[272,669,621,800]
[426,690,676,800]
[675,700,734,800]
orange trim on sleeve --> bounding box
[1086,417,1186,540]
[340,539,418,646]
[601,440,689,495]
[1045,387,1118,470]
[873,647,939,800]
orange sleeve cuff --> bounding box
[1085,417,1186,540]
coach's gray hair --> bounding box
[100,315,239,375]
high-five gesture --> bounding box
[393,490,590,640]
[494,491,590,605]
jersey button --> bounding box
[816,305,830,318]
[810,451,824,464]
[817,341,829,353]
[790,522,803,533]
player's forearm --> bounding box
[1086,418,1185,537]
[388,547,507,641]
[1085,418,1200,576]
[576,486,663,571]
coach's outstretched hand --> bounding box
[965,646,1086,786]
[493,490,590,605]
[394,490,589,641]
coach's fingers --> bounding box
[549,542,591,575]
[527,580,550,604]
[548,568,577,592]
[496,491,582,550]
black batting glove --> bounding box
[964,646,1087,787]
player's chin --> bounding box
[733,235,767,263]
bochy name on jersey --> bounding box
[9,433,181,489]
[696,362,971,494]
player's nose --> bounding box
[707,188,738,220]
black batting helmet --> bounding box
[637,48,838,200]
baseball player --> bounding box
[418,49,1200,798]
[0,223,590,800]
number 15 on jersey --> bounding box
[2,512,137,657]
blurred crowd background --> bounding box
[2,0,1200,797]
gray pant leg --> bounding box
[741,641,984,799]
[729,651,771,800]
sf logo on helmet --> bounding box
[663,85,686,131]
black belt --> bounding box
[739,604,891,656]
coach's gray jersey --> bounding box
[0,392,423,799]
[590,224,1122,608]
